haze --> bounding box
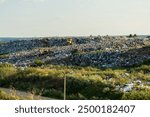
[0,0,150,37]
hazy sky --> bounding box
[0,0,150,37]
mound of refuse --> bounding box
[0,36,150,68]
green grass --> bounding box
[0,63,149,100]
[0,42,6,45]
[0,53,9,59]
[0,90,20,100]
[122,89,150,100]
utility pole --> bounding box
[63,72,66,100]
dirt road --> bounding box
[0,88,56,100]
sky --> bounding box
[0,0,150,37]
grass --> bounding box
[0,63,149,100]
[0,53,9,59]
[0,64,17,79]
[0,89,21,100]
[0,88,47,100]
[122,89,150,100]
[0,42,6,45]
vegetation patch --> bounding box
[0,90,20,100]
[0,63,149,100]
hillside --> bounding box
[0,35,150,100]
[0,36,150,68]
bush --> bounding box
[0,53,9,59]
[34,58,44,66]
[0,63,17,80]
[122,89,150,100]
[71,49,82,55]
[128,34,137,38]
[129,34,133,38]
[0,90,20,100]
[142,59,150,65]
[0,63,149,100]
[43,89,63,99]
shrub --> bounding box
[34,58,44,66]
[122,89,150,100]
[71,49,82,55]
[0,63,149,100]
[43,89,63,99]
[0,53,9,59]
[0,90,20,100]
[0,63,17,80]
[142,59,150,65]
[128,34,133,38]
[128,34,137,38]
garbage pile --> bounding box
[0,36,150,68]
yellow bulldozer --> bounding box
[67,38,73,45]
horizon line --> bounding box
[0,34,149,38]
